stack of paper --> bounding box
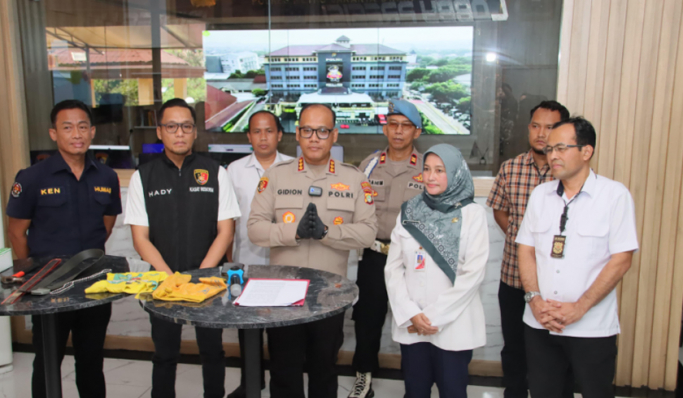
[234,278,310,307]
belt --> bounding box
[30,249,105,295]
[370,240,391,256]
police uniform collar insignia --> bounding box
[328,159,336,174]
[410,153,418,166]
[379,152,387,164]
[194,169,209,185]
[298,157,305,172]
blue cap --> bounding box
[388,99,422,129]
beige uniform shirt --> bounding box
[358,147,424,241]
[248,156,378,277]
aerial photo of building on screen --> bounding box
[264,36,408,133]
[203,27,473,135]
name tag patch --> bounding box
[407,182,424,190]
[148,189,172,197]
[189,187,215,193]
[369,179,384,186]
[94,186,111,194]
[278,189,303,195]
[40,187,62,195]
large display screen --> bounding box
[203,26,473,135]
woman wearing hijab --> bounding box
[385,144,489,397]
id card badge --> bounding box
[414,251,426,271]
[551,235,566,258]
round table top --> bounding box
[0,255,130,316]
[141,265,358,329]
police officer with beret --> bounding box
[248,103,377,398]
[349,99,424,398]
[6,99,122,398]
[125,98,241,398]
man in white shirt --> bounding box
[225,110,293,398]
[516,117,638,397]
[125,99,241,398]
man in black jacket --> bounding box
[125,98,240,398]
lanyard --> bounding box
[556,182,583,235]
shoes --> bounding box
[226,382,266,398]
[348,371,374,398]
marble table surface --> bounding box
[0,255,130,316]
[141,265,359,329]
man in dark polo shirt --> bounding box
[6,99,122,398]
[125,98,240,398]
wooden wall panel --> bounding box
[558,0,683,390]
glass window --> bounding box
[18,0,562,175]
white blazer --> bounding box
[384,204,489,351]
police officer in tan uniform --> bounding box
[349,99,424,398]
[248,103,377,398]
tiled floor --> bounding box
[0,352,635,397]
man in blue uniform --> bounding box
[6,99,122,398]
[125,98,240,398]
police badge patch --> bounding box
[11,182,21,198]
[257,177,269,193]
[194,169,209,185]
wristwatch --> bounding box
[524,291,541,303]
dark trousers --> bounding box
[525,325,617,398]
[150,316,225,398]
[498,282,574,398]
[31,303,112,398]
[352,248,388,374]
[236,328,265,386]
[400,342,472,398]
[267,313,345,398]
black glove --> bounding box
[296,203,316,239]
[308,203,327,240]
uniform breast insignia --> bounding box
[412,173,423,182]
[329,159,336,173]
[410,154,418,166]
[379,152,387,164]
[257,177,269,193]
[40,187,62,195]
[333,216,344,225]
[94,186,112,194]
[11,182,22,198]
[283,211,296,224]
[298,157,305,172]
[364,192,374,205]
[330,183,350,191]
[194,169,209,185]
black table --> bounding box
[140,264,359,398]
[0,255,130,398]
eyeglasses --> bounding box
[387,121,415,131]
[160,123,196,134]
[543,144,584,155]
[299,127,332,140]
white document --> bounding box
[234,278,309,307]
